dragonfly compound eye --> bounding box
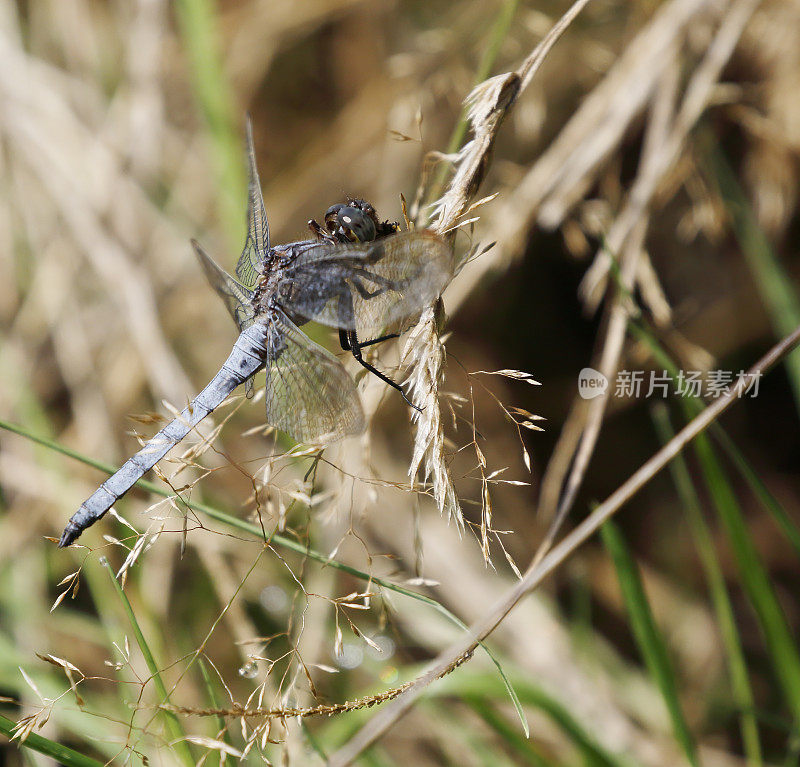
[324,203,346,233]
[336,206,376,242]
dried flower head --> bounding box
[402,301,462,526]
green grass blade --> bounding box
[691,432,800,726]
[699,132,800,415]
[702,410,800,559]
[438,670,632,767]
[462,696,552,766]
[301,718,332,764]
[103,559,194,767]
[174,0,245,252]
[196,657,225,767]
[424,699,522,767]
[601,521,700,767]
[623,321,800,561]
[0,714,104,767]
[423,0,519,217]
[651,404,762,765]
[603,240,800,560]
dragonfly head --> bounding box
[324,199,400,243]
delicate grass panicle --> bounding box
[400,76,524,532]
[402,0,590,530]
[402,301,461,525]
[402,73,526,531]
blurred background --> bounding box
[1,0,800,764]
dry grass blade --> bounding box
[536,59,681,541]
[537,0,761,543]
[444,0,736,311]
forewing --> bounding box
[276,230,452,340]
[264,310,365,443]
[235,117,270,288]
[192,239,256,331]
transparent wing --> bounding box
[275,230,452,340]
[264,309,365,443]
[192,239,256,331]
[235,116,270,288]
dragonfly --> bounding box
[59,118,453,547]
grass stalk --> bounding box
[699,131,800,416]
[0,714,104,767]
[651,403,762,765]
[423,0,519,217]
[102,559,195,767]
[600,520,699,767]
[691,433,800,726]
[174,0,245,252]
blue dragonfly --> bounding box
[59,119,452,547]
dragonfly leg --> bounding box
[344,329,420,412]
[339,329,399,351]
[348,271,393,301]
[358,332,400,349]
[308,218,336,242]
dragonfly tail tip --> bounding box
[58,524,80,548]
